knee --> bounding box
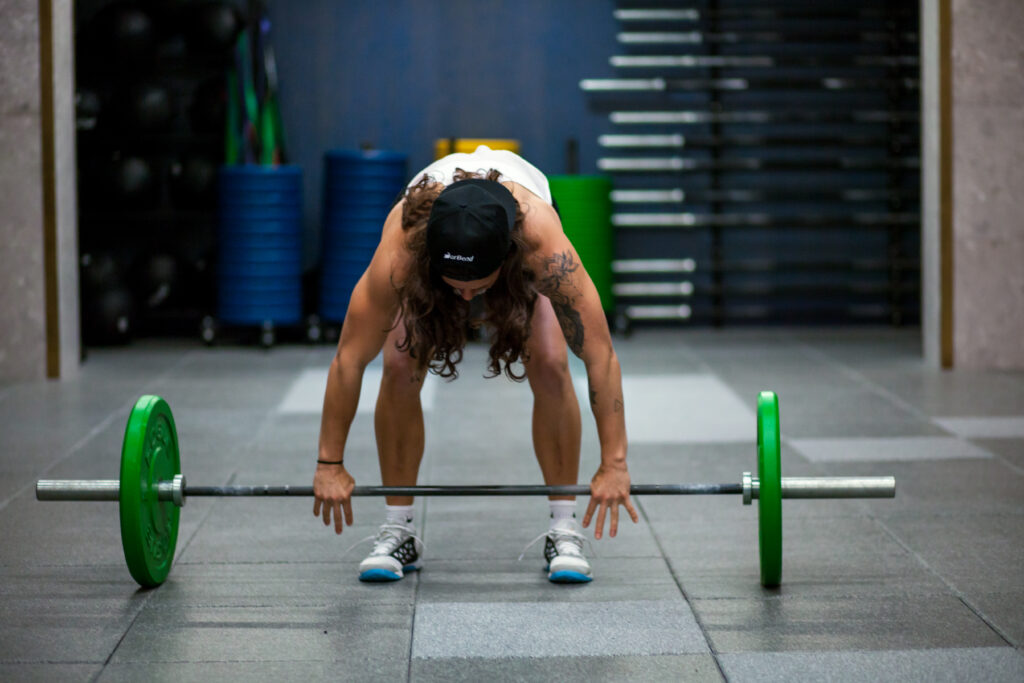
[381,346,422,394]
[527,353,574,400]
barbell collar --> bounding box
[156,474,186,507]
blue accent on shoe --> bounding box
[359,568,403,582]
[549,570,593,584]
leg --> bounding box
[524,295,582,501]
[375,323,426,506]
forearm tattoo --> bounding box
[538,251,585,355]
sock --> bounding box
[549,500,576,527]
[385,504,414,525]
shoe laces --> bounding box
[518,518,591,562]
[341,522,425,560]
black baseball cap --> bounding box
[426,179,517,281]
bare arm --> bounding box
[314,202,407,533]
[534,248,626,467]
[525,196,636,538]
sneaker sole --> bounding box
[358,565,420,583]
[548,570,593,584]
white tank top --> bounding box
[407,145,553,205]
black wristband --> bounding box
[317,459,344,466]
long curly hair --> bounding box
[395,168,538,381]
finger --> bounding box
[313,498,321,517]
[595,502,608,540]
[610,504,620,538]
[322,501,332,526]
[625,498,640,524]
[582,497,598,528]
[342,498,354,527]
[333,502,343,534]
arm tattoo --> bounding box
[614,398,624,413]
[537,251,585,355]
[589,387,598,409]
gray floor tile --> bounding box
[695,594,1007,652]
[970,437,1024,473]
[109,603,413,665]
[412,599,708,659]
[177,497,399,565]
[968,591,1024,648]
[411,654,723,682]
[935,416,1024,438]
[149,563,417,608]
[878,513,1024,594]
[421,515,659,561]
[277,365,443,414]
[580,374,754,444]
[98,661,398,683]
[0,567,147,664]
[788,436,993,463]
[415,558,680,604]
[0,492,131,568]
[647,506,946,599]
[719,647,1024,683]
[0,664,102,682]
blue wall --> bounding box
[268,0,618,264]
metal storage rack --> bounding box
[582,1,921,327]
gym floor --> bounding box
[1,330,1023,681]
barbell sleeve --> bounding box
[779,476,896,499]
[36,479,121,501]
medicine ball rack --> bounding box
[75,1,242,346]
[582,1,921,330]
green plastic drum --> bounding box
[548,175,614,312]
[119,395,181,587]
[757,391,783,587]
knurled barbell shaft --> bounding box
[35,476,895,503]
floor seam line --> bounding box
[636,497,729,682]
[406,496,426,682]
[871,515,1016,648]
[93,589,157,680]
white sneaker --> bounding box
[356,521,424,582]
[521,518,593,583]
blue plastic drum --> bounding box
[320,150,407,322]
[218,165,303,326]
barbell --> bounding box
[35,392,895,588]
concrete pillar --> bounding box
[949,0,1024,368]
[0,0,79,382]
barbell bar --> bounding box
[36,477,895,502]
[34,393,896,589]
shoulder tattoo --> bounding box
[538,251,585,355]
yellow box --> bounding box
[434,138,521,160]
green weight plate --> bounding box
[119,395,181,587]
[757,391,783,587]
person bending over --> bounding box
[313,145,636,583]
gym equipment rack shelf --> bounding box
[584,0,921,330]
